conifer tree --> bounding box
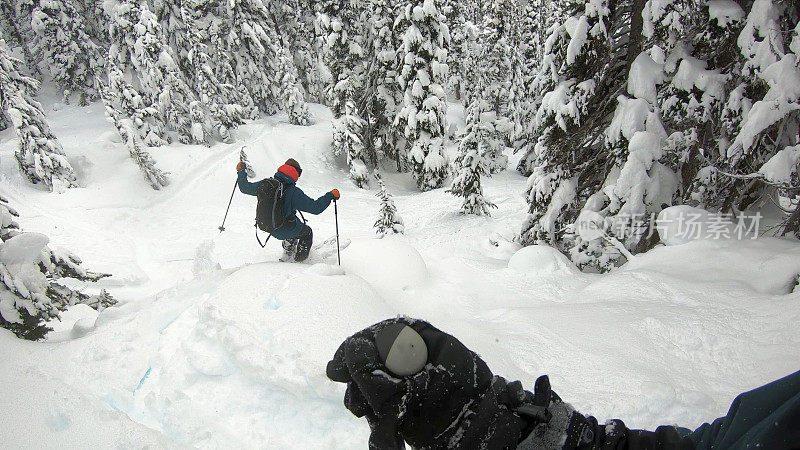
[130,5,209,145]
[518,0,640,250]
[361,0,400,169]
[317,0,366,118]
[394,0,451,191]
[13,0,44,78]
[270,0,323,102]
[97,73,170,189]
[106,62,167,146]
[27,0,103,104]
[333,94,369,187]
[226,0,309,123]
[440,0,466,100]
[276,46,311,125]
[185,29,245,142]
[0,194,20,241]
[476,0,515,171]
[0,39,77,190]
[448,92,497,215]
[374,174,405,236]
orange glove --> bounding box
[236,161,246,172]
[331,189,340,200]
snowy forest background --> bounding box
[2,0,800,339]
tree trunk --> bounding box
[625,0,647,72]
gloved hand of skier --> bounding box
[515,375,605,450]
[326,318,531,449]
[236,161,246,172]
[330,189,340,200]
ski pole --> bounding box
[219,178,238,232]
[334,199,341,266]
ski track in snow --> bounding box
[1,100,800,448]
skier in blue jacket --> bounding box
[236,158,340,261]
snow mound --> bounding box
[508,245,578,275]
[621,238,800,295]
[342,238,428,293]
[70,317,97,339]
[306,263,346,276]
[656,205,748,246]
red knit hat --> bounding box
[278,158,302,181]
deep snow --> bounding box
[1,98,799,449]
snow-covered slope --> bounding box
[1,101,799,448]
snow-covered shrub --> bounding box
[0,195,20,241]
[0,201,115,340]
[374,174,404,236]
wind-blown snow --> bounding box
[1,99,799,448]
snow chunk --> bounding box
[342,238,427,293]
[0,232,49,265]
[565,15,589,65]
[628,52,665,102]
[192,240,220,276]
[606,96,651,143]
[759,145,800,183]
[672,56,726,100]
[708,0,745,27]
[508,245,578,275]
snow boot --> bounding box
[280,238,297,262]
[294,226,313,262]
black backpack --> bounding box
[255,178,288,233]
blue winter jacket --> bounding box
[237,169,334,240]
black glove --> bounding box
[326,318,529,449]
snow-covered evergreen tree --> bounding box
[440,0,466,100]
[448,91,497,215]
[27,0,103,104]
[0,222,115,340]
[509,1,544,161]
[13,0,45,78]
[271,0,324,102]
[374,173,405,236]
[394,0,451,191]
[220,0,310,124]
[333,95,369,187]
[0,194,21,241]
[361,0,400,169]
[0,39,77,190]
[276,46,311,125]
[185,34,245,142]
[475,0,515,172]
[316,0,366,117]
[106,62,167,146]
[97,74,170,189]
[129,5,209,145]
[151,0,192,73]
